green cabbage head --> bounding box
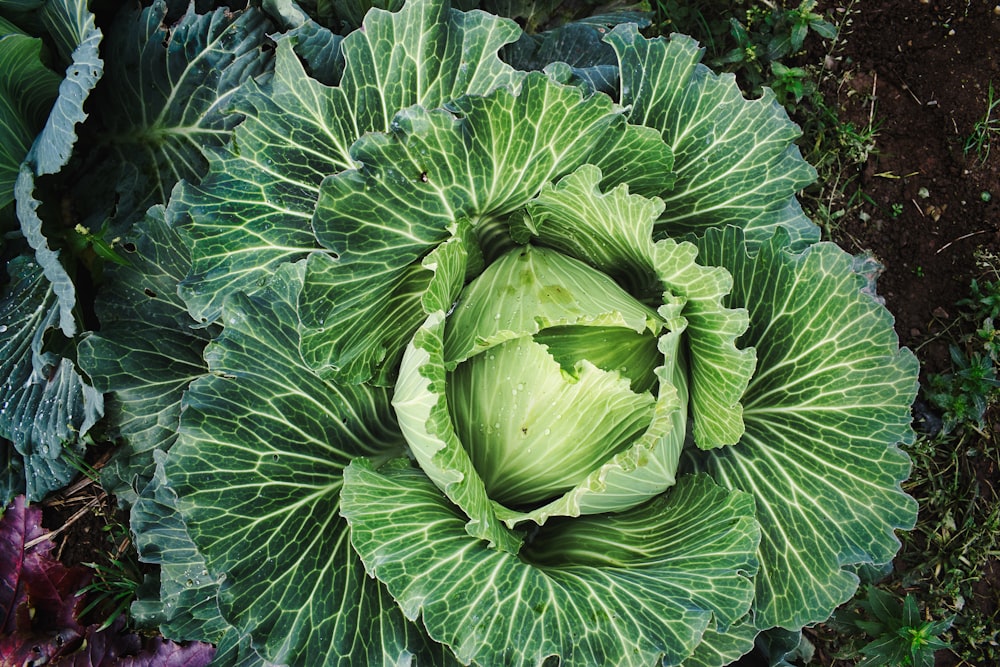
[74,0,920,664]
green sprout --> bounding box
[964,81,1000,164]
[835,587,954,667]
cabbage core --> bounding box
[443,245,663,506]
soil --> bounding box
[817,0,1000,374]
[23,1,1000,665]
[807,1,1000,665]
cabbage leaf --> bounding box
[0,0,920,663]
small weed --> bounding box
[77,518,144,630]
[770,61,810,105]
[714,0,835,96]
[897,425,1000,666]
[833,115,881,165]
[964,81,1000,165]
[925,345,999,433]
[891,202,904,218]
[924,254,1000,433]
[962,287,1000,366]
[648,0,837,101]
[828,587,953,667]
[53,451,145,631]
[959,277,1000,323]
[977,316,1000,362]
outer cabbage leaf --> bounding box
[170,41,331,325]
[340,0,520,125]
[10,0,102,337]
[0,256,102,502]
[686,226,919,630]
[77,207,212,504]
[289,0,401,32]
[29,0,103,177]
[0,24,59,215]
[342,460,760,667]
[130,452,236,645]
[78,0,273,234]
[500,13,638,95]
[165,262,434,665]
[679,618,759,667]
[15,165,76,336]
[606,25,820,249]
[262,0,344,86]
[176,0,522,324]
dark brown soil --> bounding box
[38,448,124,568]
[821,0,1000,373]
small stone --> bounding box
[932,306,950,319]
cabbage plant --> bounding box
[2,0,918,664]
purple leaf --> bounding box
[0,495,91,663]
[1,496,215,667]
[117,634,216,667]
[59,617,215,667]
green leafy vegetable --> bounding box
[0,0,919,664]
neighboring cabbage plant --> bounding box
[6,0,918,664]
[0,0,274,504]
